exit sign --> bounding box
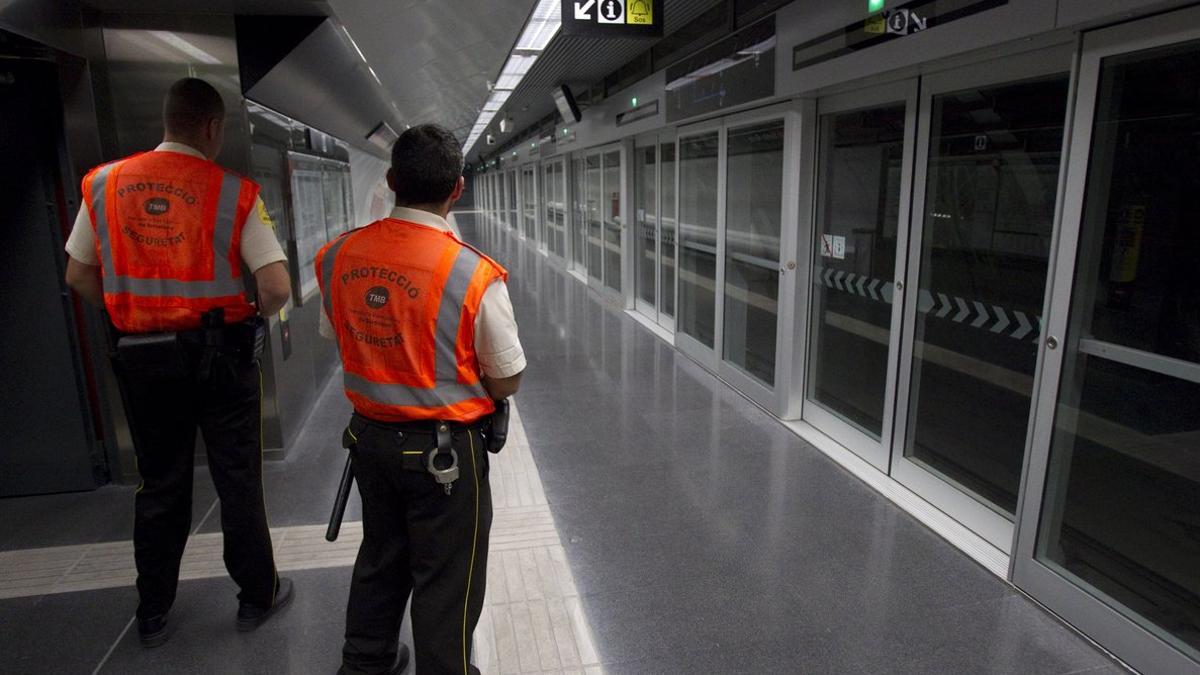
[869,0,885,11]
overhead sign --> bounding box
[563,0,663,37]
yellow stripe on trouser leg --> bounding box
[258,365,278,604]
[462,431,480,674]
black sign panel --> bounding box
[665,16,775,124]
[792,0,1008,72]
[562,0,664,38]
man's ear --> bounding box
[386,168,396,193]
[449,176,465,201]
[207,117,222,141]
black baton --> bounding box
[325,454,354,542]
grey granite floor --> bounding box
[0,212,1123,674]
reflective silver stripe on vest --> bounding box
[92,162,244,298]
[343,242,489,410]
[344,372,487,409]
[105,276,243,298]
[435,246,483,382]
[321,233,352,323]
[89,163,117,278]
[212,172,242,281]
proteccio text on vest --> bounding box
[117,181,199,205]
[341,266,421,299]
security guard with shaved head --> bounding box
[317,123,526,675]
[64,77,294,647]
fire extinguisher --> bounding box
[1108,198,1146,309]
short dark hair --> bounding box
[390,124,463,205]
[163,78,225,136]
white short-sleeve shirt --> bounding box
[318,206,526,380]
[64,142,288,273]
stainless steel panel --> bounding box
[101,14,252,174]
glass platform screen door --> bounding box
[675,104,795,412]
[633,130,678,330]
[803,81,918,472]
[581,145,624,295]
[521,164,538,241]
[892,47,1074,552]
[1015,8,1200,674]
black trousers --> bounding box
[341,414,492,675]
[119,353,277,619]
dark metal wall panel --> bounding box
[1056,0,1194,27]
[242,19,399,160]
[0,58,100,496]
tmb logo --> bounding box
[144,198,171,216]
[365,286,390,309]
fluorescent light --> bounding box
[148,31,219,64]
[515,0,562,52]
[462,0,563,154]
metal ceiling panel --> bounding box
[328,0,535,140]
[80,0,328,14]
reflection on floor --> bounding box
[0,210,1124,674]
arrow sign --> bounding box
[936,292,952,319]
[990,306,1010,333]
[856,276,868,297]
[824,268,835,288]
[954,296,971,323]
[868,279,880,301]
[918,289,935,314]
[834,271,845,291]
[882,282,895,305]
[972,301,990,328]
[1012,311,1032,340]
[574,0,595,20]
[846,273,858,294]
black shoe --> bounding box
[388,644,411,675]
[137,613,169,648]
[236,577,293,632]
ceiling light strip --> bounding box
[462,0,561,156]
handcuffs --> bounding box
[426,399,509,496]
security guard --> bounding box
[316,124,525,675]
[64,78,294,647]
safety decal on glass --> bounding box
[820,234,846,260]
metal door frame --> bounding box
[799,79,919,473]
[717,102,797,414]
[605,143,629,301]
[890,45,1075,552]
[519,163,537,242]
[568,153,588,275]
[583,148,605,288]
[632,131,661,322]
[674,118,726,372]
[1012,8,1200,673]
[506,168,518,232]
[657,128,678,333]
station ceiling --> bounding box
[80,0,725,157]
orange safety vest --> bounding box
[81,150,259,333]
[315,218,506,424]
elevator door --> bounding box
[0,59,99,495]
